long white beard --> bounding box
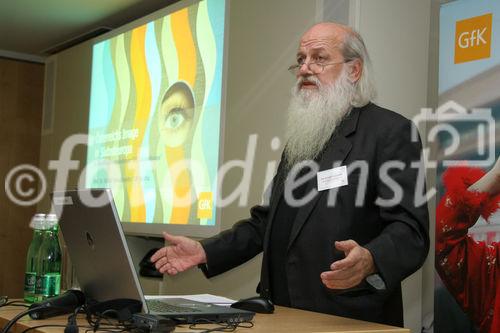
[284,69,355,169]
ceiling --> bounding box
[0,0,180,61]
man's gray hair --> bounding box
[340,30,376,107]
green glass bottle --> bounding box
[34,214,62,301]
[24,214,46,303]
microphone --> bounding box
[29,290,86,319]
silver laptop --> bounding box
[52,189,254,324]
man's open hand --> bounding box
[151,232,207,275]
[320,240,375,290]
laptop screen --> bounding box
[53,189,149,310]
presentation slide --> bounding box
[86,0,226,228]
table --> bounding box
[0,304,409,333]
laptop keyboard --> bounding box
[146,299,203,313]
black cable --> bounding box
[188,319,254,333]
[233,321,253,329]
[65,305,86,333]
[85,327,128,333]
[21,324,69,333]
[0,307,43,333]
[85,317,131,333]
[3,302,29,308]
[84,309,135,333]
[189,324,236,333]
[2,304,131,333]
[22,325,125,333]
[0,298,29,310]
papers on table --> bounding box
[145,294,237,307]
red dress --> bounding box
[436,166,500,333]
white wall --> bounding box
[354,1,433,332]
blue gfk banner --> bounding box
[435,1,500,332]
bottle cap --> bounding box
[29,213,46,230]
[45,213,59,229]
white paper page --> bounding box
[145,294,237,307]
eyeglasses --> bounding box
[287,60,349,75]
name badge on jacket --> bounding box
[317,166,348,191]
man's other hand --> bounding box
[151,232,207,275]
[320,240,375,289]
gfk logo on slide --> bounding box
[455,13,492,64]
[197,192,213,219]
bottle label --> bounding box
[35,273,61,298]
[35,274,44,295]
[24,272,36,293]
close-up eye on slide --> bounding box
[164,107,188,130]
[159,82,195,147]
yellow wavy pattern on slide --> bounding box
[127,25,151,222]
[111,35,129,214]
[166,147,191,224]
[165,9,198,224]
[192,1,215,223]
[171,8,196,85]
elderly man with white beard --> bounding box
[151,22,429,327]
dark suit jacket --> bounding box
[200,103,429,326]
